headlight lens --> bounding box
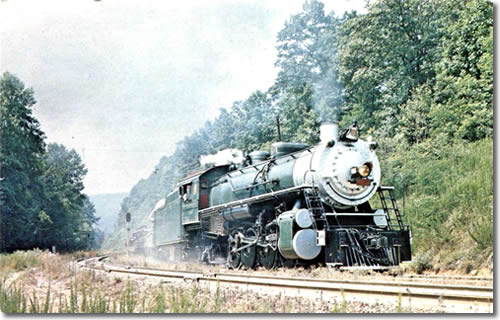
[358,163,371,177]
[348,126,359,140]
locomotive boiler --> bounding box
[153,122,411,269]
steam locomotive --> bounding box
[152,122,411,269]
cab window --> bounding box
[179,183,192,202]
[192,182,198,196]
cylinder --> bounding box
[293,229,322,260]
[295,209,313,228]
[277,212,298,259]
[278,210,321,260]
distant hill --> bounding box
[89,193,128,234]
[104,155,184,250]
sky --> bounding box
[1,0,368,195]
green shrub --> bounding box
[409,252,433,274]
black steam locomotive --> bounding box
[152,122,411,269]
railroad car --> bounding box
[152,122,412,269]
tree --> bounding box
[41,143,98,251]
[0,72,46,252]
[339,0,446,136]
[400,84,433,144]
[275,0,342,122]
[429,0,493,142]
[0,73,100,252]
[274,84,320,145]
[81,196,101,249]
[207,108,237,151]
[232,91,276,152]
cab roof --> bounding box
[177,165,230,185]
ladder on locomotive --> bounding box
[377,186,403,230]
[304,189,329,230]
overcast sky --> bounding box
[1,0,367,195]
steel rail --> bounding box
[82,255,493,283]
[79,259,493,310]
[120,265,492,293]
[399,274,493,282]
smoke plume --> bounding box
[200,148,244,167]
[311,68,343,123]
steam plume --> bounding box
[200,148,244,167]
[311,68,343,123]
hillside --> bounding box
[103,155,185,249]
[377,138,493,273]
[89,193,128,234]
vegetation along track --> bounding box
[78,256,493,313]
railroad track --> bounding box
[399,274,493,282]
[78,256,493,313]
[120,265,493,294]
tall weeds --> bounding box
[0,280,27,312]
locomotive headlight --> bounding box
[349,126,359,139]
[358,163,371,177]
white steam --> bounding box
[149,198,166,222]
[311,73,343,123]
[200,148,244,167]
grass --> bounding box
[0,280,27,312]
[2,277,323,313]
[0,250,43,272]
[378,138,493,273]
[408,252,433,275]
[0,270,403,313]
[0,250,460,313]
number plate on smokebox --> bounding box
[356,178,371,186]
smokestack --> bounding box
[320,122,338,144]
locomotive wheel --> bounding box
[279,253,297,268]
[258,246,276,269]
[227,233,241,269]
[240,228,257,269]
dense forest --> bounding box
[0,73,102,252]
[107,0,493,271]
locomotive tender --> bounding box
[153,122,411,269]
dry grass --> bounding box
[0,250,44,273]
[0,250,434,313]
[2,251,488,313]
[1,272,410,313]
